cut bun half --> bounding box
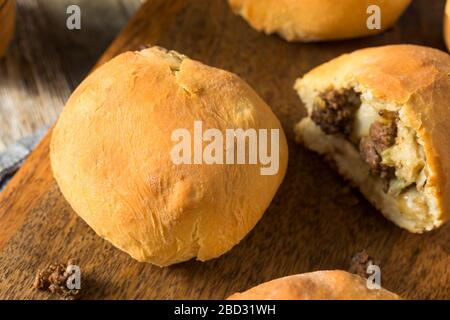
[295,45,450,233]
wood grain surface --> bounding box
[0,0,449,300]
[0,0,140,152]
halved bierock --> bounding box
[228,270,400,300]
[295,45,450,233]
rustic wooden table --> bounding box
[0,0,140,152]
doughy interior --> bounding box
[296,86,439,232]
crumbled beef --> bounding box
[360,137,394,178]
[311,89,361,136]
[33,259,80,300]
[369,121,397,153]
[359,119,397,191]
[349,250,377,278]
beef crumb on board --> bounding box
[33,259,80,300]
[349,250,378,278]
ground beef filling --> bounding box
[359,119,397,190]
[311,89,398,192]
[311,89,361,136]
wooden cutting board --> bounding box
[0,0,449,300]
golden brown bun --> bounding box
[295,45,450,232]
[228,270,400,300]
[445,0,450,51]
[0,0,16,57]
[51,47,288,267]
[228,0,411,42]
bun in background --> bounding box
[228,0,411,42]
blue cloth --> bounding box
[0,127,48,191]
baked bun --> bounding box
[228,0,411,42]
[445,0,450,51]
[0,0,16,57]
[51,47,288,267]
[228,270,400,300]
[295,45,450,233]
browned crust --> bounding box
[228,270,400,300]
